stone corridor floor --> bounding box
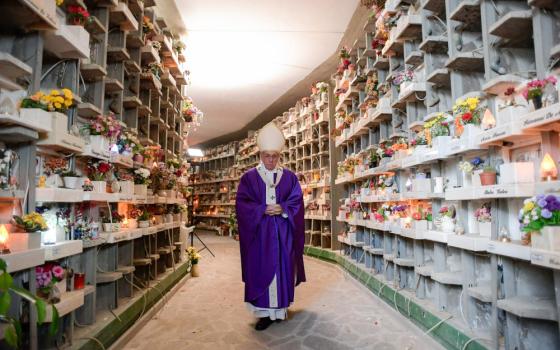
[123,231,444,350]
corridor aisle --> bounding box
[123,232,444,350]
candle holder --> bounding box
[74,273,85,290]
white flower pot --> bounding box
[531,227,560,252]
[460,124,481,140]
[472,170,483,187]
[433,177,444,193]
[63,177,82,189]
[496,98,530,125]
[103,223,113,232]
[46,174,63,188]
[119,181,134,195]
[112,223,121,232]
[321,92,328,104]
[499,162,535,184]
[89,135,109,154]
[138,220,150,228]
[431,136,451,149]
[134,184,147,196]
[478,221,492,237]
[441,216,455,233]
[128,218,138,229]
[164,214,173,223]
[462,171,472,188]
[92,181,106,193]
[413,220,428,232]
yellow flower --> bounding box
[50,90,60,96]
[523,202,535,212]
[62,88,72,97]
[64,99,72,107]
[466,97,479,111]
[54,102,62,109]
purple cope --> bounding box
[236,168,306,309]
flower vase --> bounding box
[478,221,492,237]
[119,181,134,196]
[55,279,67,294]
[531,95,543,110]
[138,220,150,228]
[479,172,497,186]
[134,184,148,197]
[441,216,455,233]
[103,223,113,232]
[128,218,138,229]
[191,263,200,277]
[91,181,106,193]
[462,171,472,188]
[63,176,82,189]
[46,174,63,188]
[531,227,560,251]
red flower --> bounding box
[98,162,111,173]
[462,112,472,122]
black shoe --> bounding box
[255,317,274,331]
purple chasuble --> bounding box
[236,168,306,309]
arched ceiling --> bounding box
[170,0,360,146]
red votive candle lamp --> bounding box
[74,273,85,290]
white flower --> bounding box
[523,218,530,224]
[523,198,532,205]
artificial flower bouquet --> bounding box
[67,4,91,26]
[519,195,560,249]
[133,168,151,196]
[453,97,483,127]
[13,212,48,233]
[43,157,68,177]
[438,205,456,233]
[475,203,492,237]
[392,69,414,91]
[20,89,74,113]
[522,76,557,110]
[36,263,66,301]
[424,113,452,147]
[84,113,122,139]
[86,160,112,181]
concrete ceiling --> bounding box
[168,0,360,146]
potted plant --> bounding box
[171,204,181,222]
[36,263,66,303]
[411,209,427,232]
[474,203,492,237]
[43,157,68,188]
[453,97,483,137]
[128,208,143,229]
[11,212,48,250]
[116,169,134,196]
[479,165,497,186]
[67,4,91,26]
[520,195,560,249]
[522,76,557,110]
[101,211,123,232]
[458,157,484,187]
[61,170,82,189]
[133,168,151,196]
[83,114,121,153]
[138,211,150,228]
[86,159,112,193]
[438,206,455,233]
[0,258,59,348]
[187,246,201,277]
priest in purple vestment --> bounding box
[236,122,306,331]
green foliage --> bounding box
[0,259,59,349]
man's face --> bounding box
[260,151,280,170]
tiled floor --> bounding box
[123,231,444,350]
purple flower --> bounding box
[470,157,483,167]
[542,208,553,219]
[536,194,545,201]
[538,199,548,208]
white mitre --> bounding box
[256,122,285,152]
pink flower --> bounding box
[547,76,557,85]
[52,265,64,279]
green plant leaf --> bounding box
[0,291,11,315]
[35,298,46,325]
[0,259,6,272]
[4,323,18,349]
[13,320,22,347]
[48,305,59,339]
[10,286,37,304]
[0,271,13,292]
